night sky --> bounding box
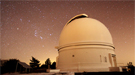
[1,1,134,66]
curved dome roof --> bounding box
[58,14,114,48]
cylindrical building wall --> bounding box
[57,44,115,72]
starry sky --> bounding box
[1,1,134,66]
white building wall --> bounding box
[57,45,116,72]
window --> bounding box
[72,55,74,57]
[112,54,116,57]
[100,55,102,62]
[105,57,107,62]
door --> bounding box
[112,54,117,67]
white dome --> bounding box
[58,14,114,48]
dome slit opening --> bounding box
[66,14,88,25]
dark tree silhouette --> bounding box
[1,59,19,74]
[29,56,40,69]
[45,58,51,69]
[51,61,56,69]
[40,64,47,69]
[127,62,134,72]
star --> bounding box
[50,34,52,36]
[20,18,22,22]
[17,28,19,30]
[40,36,43,39]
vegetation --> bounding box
[40,58,56,69]
[1,59,19,74]
[29,56,40,69]
[51,61,56,69]
[127,62,134,72]
[1,57,56,74]
[45,58,51,69]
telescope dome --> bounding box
[59,14,113,47]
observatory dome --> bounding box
[56,14,117,72]
[58,14,114,48]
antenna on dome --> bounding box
[66,14,88,25]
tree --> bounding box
[29,56,40,69]
[51,61,56,69]
[127,62,134,72]
[1,59,19,74]
[45,58,51,69]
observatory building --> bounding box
[56,14,118,72]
